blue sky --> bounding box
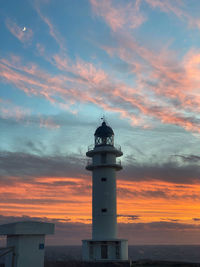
[1,0,200,245]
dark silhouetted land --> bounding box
[44,260,200,267]
[45,245,200,263]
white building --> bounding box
[0,221,54,267]
[82,121,129,263]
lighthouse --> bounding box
[82,120,128,263]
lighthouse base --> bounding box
[82,239,128,262]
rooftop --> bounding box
[0,221,54,235]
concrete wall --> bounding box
[82,240,128,261]
[92,166,117,240]
[93,153,116,165]
[6,235,45,267]
[120,240,128,260]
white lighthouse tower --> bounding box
[82,120,129,263]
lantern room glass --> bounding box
[95,135,114,146]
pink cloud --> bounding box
[100,31,200,132]
[91,0,200,33]
[90,0,146,32]
[0,97,61,129]
[35,5,66,51]
[0,98,30,121]
[1,46,200,133]
[183,49,200,85]
[6,18,33,43]
[145,0,184,15]
[39,117,60,129]
[145,0,200,30]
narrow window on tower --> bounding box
[101,177,107,182]
[101,208,107,213]
[101,153,106,163]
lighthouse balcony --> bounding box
[87,144,123,157]
[86,159,122,171]
[82,239,129,263]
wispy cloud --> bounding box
[1,49,200,133]
[6,18,33,43]
[145,0,200,30]
[90,0,146,31]
[90,0,200,32]
[0,98,61,129]
[174,154,200,164]
[100,33,200,132]
[39,117,60,129]
[1,2,200,134]
[34,4,66,51]
[0,151,87,179]
[123,159,200,184]
[0,98,30,120]
[89,0,200,132]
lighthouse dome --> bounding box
[94,121,114,146]
[95,121,114,137]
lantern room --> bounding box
[94,121,114,147]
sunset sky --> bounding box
[1,0,200,245]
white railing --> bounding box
[87,144,121,151]
[86,159,121,166]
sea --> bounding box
[44,245,200,263]
[0,245,200,264]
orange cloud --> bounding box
[1,174,200,226]
[0,176,91,222]
[117,180,200,224]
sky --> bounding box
[0,0,200,245]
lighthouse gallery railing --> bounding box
[88,144,121,151]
